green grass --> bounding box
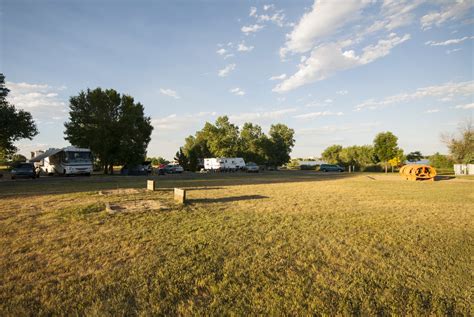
[0,172,473,315]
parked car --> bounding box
[320,164,344,172]
[11,162,37,179]
[164,164,184,174]
[245,162,259,173]
[120,164,148,176]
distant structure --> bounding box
[453,164,474,175]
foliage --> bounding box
[64,88,153,173]
[406,151,423,162]
[442,120,474,164]
[0,174,472,315]
[373,131,399,173]
[428,152,454,169]
[174,148,188,169]
[286,159,300,170]
[147,157,169,166]
[178,116,295,170]
[0,73,38,160]
[10,154,27,163]
[321,145,343,164]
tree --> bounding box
[321,145,343,164]
[64,88,153,174]
[266,124,295,167]
[406,151,423,162]
[147,157,169,166]
[202,116,241,157]
[174,147,188,169]
[0,73,38,160]
[442,120,474,164]
[239,123,268,164]
[11,154,27,163]
[373,131,399,173]
[429,152,453,169]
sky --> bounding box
[1,0,473,160]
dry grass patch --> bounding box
[0,173,472,315]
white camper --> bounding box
[204,157,245,171]
[30,146,93,176]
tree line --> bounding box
[175,116,295,171]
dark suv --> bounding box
[320,164,344,172]
[11,163,37,179]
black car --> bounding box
[11,163,37,179]
[120,164,148,176]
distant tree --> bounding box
[64,88,153,174]
[373,131,400,173]
[11,154,27,163]
[321,145,343,164]
[406,151,423,162]
[147,157,169,166]
[0,73,38,160]
[174,147,188,169]
[266,124,295,167]
[286,159,300,169]
[429,152,454,169]
[442,120,474,164]
[239,123,268,164]
[202,116,241,157]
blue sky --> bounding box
[2,0,473,159]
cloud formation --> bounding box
[159,88,180,99]
[229,87,245,96]
[218,64,236,77]
[241,24,264,34]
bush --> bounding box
[300,164,316,170]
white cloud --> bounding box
[293,111,344,119]
[274,33,410,93]
[6,81,67,119]
[446,48,462,54]
[229,87,246,96]
[355,81,474,111]
[421,0,474,30]
[324,99,333,103]
[280,0,371,57]
[454,103,474,109]
[425,36,474,46]
[152,112,218,131]
[336,90,348,95]
[237,42,254,52]
[216,48,227,55]
[159,88,180,99]
[249,7,257,17]
[229,108,297,123]
[218,64,236,77]
[425,109,440,113]
[241,24,264,34]
[263,4,275,11]
[269,73,287,81]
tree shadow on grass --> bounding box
[188,195,269,204]
[435,175,456,181]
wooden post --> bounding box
[174,188,186,204]
[147,180,155,191]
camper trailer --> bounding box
[30,146,93,176]
[204,157,245,172]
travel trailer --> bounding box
[204,157,245,171]
[29,146,93,176]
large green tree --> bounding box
[321,145,343,164]
[406,151,423,162]
[0,73,38,160]
[239,123,269,164]
[442,120,474,164]
[266,124,295,167]
[373,131,399,173]
[64,88,153,174]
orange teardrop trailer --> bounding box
[399,164,437,181]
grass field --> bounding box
[0,171,472,315]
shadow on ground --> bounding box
[188,195,269,204]
[0,171,358,198]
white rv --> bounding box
[30,146,93,176]
[204,157,245,171]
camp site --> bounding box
[1,1,473,315]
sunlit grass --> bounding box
[0,173,472,315]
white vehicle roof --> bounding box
[29,147,91,162]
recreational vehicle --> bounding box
[204,157,245,171]
[30,147,93,176]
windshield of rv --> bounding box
[63,151,92,164]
